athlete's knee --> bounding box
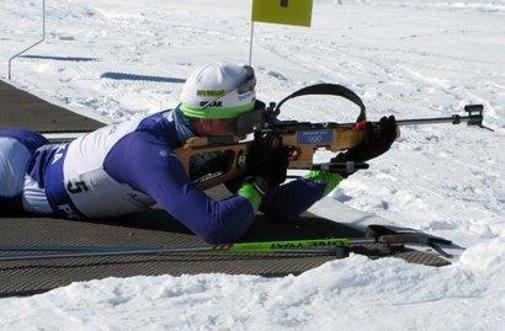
[0,129,48,212]
[0,128,49,153]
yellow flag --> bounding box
[252,0,313,27]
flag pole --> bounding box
[248,21,255,65]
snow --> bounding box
[1,0,504,329]
[1,248,505,330]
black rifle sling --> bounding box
[274,83,367,122]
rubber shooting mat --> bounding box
[0,80,103,132]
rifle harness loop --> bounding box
[273,83,367,122]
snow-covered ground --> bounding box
[1,0,504,329]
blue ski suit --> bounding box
[0,107,342,244]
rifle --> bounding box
[174,84,491,190]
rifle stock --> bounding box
[175,123,372,190]
[175,138,249,190]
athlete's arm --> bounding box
[259,171,344,220]
[104,132,256,244]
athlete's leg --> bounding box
[0,128,49,214]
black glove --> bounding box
[340,115,397,163]
[247,141,290,191]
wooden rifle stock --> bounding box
[174,123,370,190]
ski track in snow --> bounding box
[1,0,504,329]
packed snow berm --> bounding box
[1,0,504,330]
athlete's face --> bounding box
[191,118,237,136]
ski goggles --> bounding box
[190,104,263,136]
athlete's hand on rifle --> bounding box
[247,141,290,191]
[342,115,398,163]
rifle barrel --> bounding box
[396,114,481,127]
